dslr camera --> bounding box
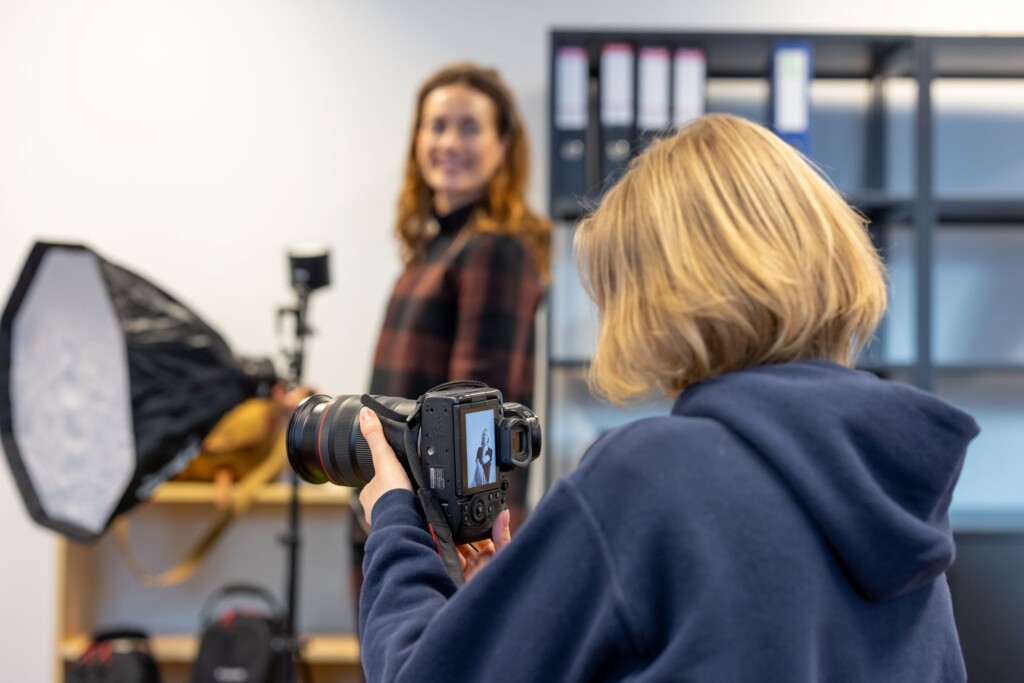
[286,382,541,544]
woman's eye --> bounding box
[460,121,480,136]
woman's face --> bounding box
[416,83,507,214]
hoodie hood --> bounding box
[673,360,979,601]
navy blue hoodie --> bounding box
[359,360,979,682]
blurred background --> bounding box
[3,1,1024,681]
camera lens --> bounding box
[286,394,418,487]
[287,395,332,484]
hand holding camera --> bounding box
[285,381,540,582]
[356,407,413,524]
[356,405,512,580]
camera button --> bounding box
[471,499,486,523]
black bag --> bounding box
[190,584,289,683]
[67,629,161,683]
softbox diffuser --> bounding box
[1,241,257,542]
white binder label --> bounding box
[774,47,810,133]
[601,44,634,127]
[555,47,589,131]
[673,48,706,128]
[638,47,670,130]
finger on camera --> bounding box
[359,408,412,495]
[359,408,395,463]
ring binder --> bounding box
[638,46,671,150]
[673,48,706,130]
[600,43,635,191]
[771,41,813,155]
[552,46,590,218]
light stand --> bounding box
[275,247,330,683]
[277,288,310,683]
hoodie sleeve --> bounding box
[358,483,643,683]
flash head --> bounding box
[288,245,330,293]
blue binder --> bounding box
[770,41,813,155]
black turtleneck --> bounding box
[435,202,477,236]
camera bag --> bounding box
[67,628,161,683]
[190,584,289,683]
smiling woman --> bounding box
[414,83,509,216]
[347,61,551,610]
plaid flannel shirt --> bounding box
[369,209,543,407]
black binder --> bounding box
[637,46,671,151]
[552,45,590,218]
[599,42,635,193]
[673,48,706,130]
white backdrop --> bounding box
[4,1,1024,680]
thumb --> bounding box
[492,508,512,552]
[359,407,396,471]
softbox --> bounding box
[1,241,264,542]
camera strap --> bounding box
[360,394,466,587]
[417,488,465,588]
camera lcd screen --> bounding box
[461,403,499,494]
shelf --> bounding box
[855,362,916,375]
[932,37,1024,79]
[554,193,915,224]
[936,198,1024,225]
[857,363,1024,377]
[952,508,1024,533]
[934,363,1024,376]
[554,359,921,375]
[59,633,360,665]
[845,193,914,221]
[550,358,590,369]
[150,482,352,506]
[552,31,916,79]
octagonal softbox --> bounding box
[1,241,261,542]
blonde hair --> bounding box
[575,114,887,404]
[395,62,551,280]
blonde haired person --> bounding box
[353,114,978,683]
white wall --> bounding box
[3,1,1024,680]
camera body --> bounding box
[286,382,541,545]
[415,385,539,543]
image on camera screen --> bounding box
[463,406,498,492]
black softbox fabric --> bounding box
[1,241,261,542]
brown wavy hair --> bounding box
[395,62,551,280]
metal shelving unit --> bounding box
[545,31,1024,682]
